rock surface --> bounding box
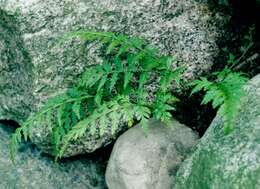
[105,119,199,189]
[0,0,225,157]
[174,74,260,189]
[0,122,107,189]
[0,10,34,122]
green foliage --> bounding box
[10,31,183,161]
[191,70,248,133]
[10,88,93,161]
[191,27,254,134]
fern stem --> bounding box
[230,41,254,69]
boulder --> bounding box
[0,123,107,189]
[0,0,225,157]
[174,74,260,189]
[105,119,199,189]
[0,9,34,122]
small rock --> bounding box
[105,119,199,189]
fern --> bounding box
[10,88,93,159]
[191,70,248,133]
[191,26,255,133]
[10,31,184,161]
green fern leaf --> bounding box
[72,101,81,120]
[190,77,212,95]
[81,67,102,88]
[97,75,108,92]
[123,71,133,89]
[64,113,70,132]
[110,72,119,92]
[95,90,103,106]
[138,72,149,89]
[130,37,146,50]
[201,89,218,105]
[116,43,131,58]
[114,58,123,72]
[106,39,122,54]
[57,106,64,127]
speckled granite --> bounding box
[0,10,34,122]
[0,123,107,189]
[0,0,226,157]
[174,74,260,189]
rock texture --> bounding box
[105,119,199,189]
[0,123,107,189]
[174,74,260,189]
[0,0,225,157]
[0,10,34,122]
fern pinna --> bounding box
[10,31,183,161]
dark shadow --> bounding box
[173,93,217,137]
[175,0,260,137]
[0,119,21,132]
[210,0,260,77]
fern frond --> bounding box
[72,101,81,120]
[159,67,184,92]
[109,72,119,92]
[123,71,133,89]
[58,95,138,158]
[191,72,248,133]
[11,31,183,161]
[9,90,93,161]
[190,77,213,95]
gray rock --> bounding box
[0,0,225,157]
[174,74,260,189]
[0,9,34,122]
[0,123,107,189]
[105,119,199,189]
